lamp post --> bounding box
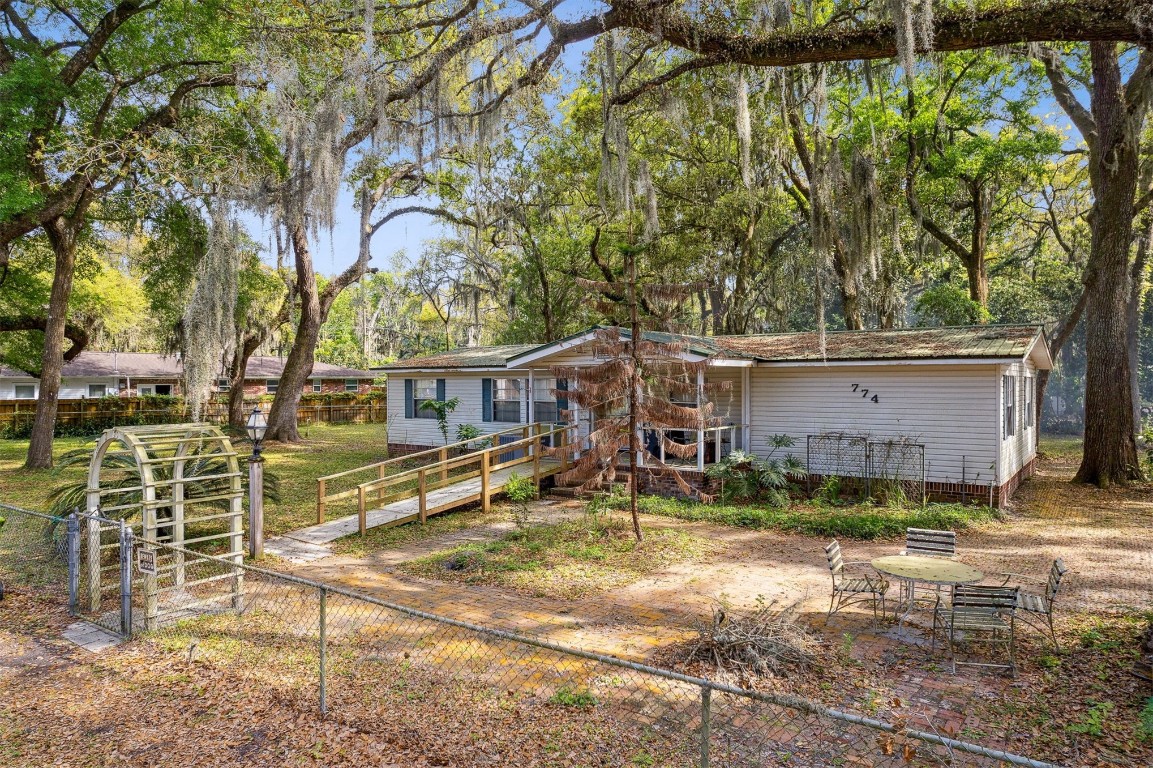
[246,405,268,560]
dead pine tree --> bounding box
[549,242,727,542]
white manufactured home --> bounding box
[377,325,1052,506]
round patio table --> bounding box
[871,555,983,630]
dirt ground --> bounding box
[2,451,1152,767]
[275,453,1153,765]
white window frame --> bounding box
[1003,374,1016,438]
[490,378,522,423]
[312,379,323,393]
[216,378,230,392]
[532,377,559,424]
[414,378,438,419]
[139,385,155,396]
[13,384,35,399]
[266,379,279,394]
[88,384,107,398]
[1023,376,1034,429]
[344,379,359,392]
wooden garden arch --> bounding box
[85,424,244,628]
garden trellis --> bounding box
[84,424,244,629]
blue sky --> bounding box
[245,2,602,276]
[243,3,1095,277]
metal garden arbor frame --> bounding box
[85,424,244,629]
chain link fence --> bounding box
[0,502,67,594]
[134,539,1056,768]
[0,502,1066,767]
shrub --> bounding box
[455,423,491,450]
[704,435,806,504]
[610,495,998,540]
[504,472,536,528]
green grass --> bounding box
[1038,436,1083,462]
[0,423,395,536]
[330,505,508,556]
[398,513,711,598]
[606,495,1000,540]
[548,685,598,708]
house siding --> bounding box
[386,371,532,449]
[998,359,1040,483]
[747,363,1002,488]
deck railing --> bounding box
[645,423,747,471]
[316,422,567,524]
[350,424,568,535]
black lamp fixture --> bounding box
[246,405,268,457]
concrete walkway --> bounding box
[266,459,561,563]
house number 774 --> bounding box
[851,383,880,403]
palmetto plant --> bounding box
[46,445,280,526]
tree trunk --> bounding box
[1075,43,1142,485]
[227,333,265,429]
[24,219,78,469]
[1128,215,1151,430]
[265,221,321,442]
[966,183,993,309]
[835,248,865,330]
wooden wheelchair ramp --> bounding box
[267,426,565,563]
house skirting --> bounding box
[387,442,438,457]
[632,466,720,500]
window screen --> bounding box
[491,378,522,423]
[1003,375,1016,438]
[532,377,559,423]
[414,379,438,419]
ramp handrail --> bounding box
[316,422,566,524]
[352,423,568,535]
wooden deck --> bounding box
[267,458,561,562]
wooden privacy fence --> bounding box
[316,422,568,526]
[0,397,386,434]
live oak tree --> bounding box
[1038,42,1153,485]
[0,1,244,467]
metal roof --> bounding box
[710,325,1046,363]
[375,344,539,371]
[377,325,1046,371]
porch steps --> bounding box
[548,472,633,500]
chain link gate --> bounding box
[68,510,134,637]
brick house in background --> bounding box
[225,356,378,396]
[0,352,376,400]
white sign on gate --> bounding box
[136,547,157,576]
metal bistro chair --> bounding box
[994,558,1068,650]
[903,528,957,558]
[825,541,889,625]
[897,528,958,613]
[933,585,1020,676]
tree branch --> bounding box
[0,315,90,375]
[609,0,1139,68]
[1036,44,1096,142]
